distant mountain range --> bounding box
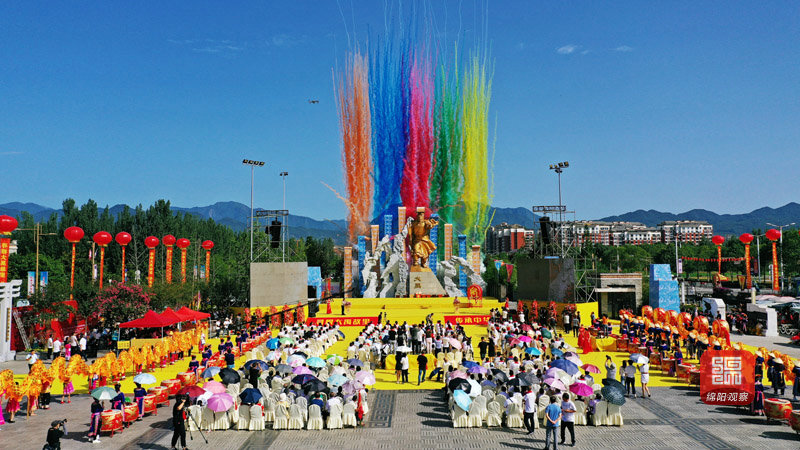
[2,201,797,242]
[598,202,800,236]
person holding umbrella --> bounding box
[640,362,651,398]
[86,397,104,443]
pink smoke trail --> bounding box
[401,49,434,213]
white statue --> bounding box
[378,217,412,298]
[437,255,486,297]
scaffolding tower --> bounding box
[252,209,299,262]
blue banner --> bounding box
[429,214,439,273]
[458,234,467,295]
[357,236,366,296]
[382,214,392,270]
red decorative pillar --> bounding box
[176,238,191,283]
[0,215,19,283]
[162,235,176,283]
[93,231,112,290]
[145,236,160,287]
[63,226,84,300]
[711,235,724,274]
[739,233,753,289]
[201,240,214,283]
[766,229,781,291]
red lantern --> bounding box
[115,232,131,246]
[711,235,724,246]
[115,232,131,283]
[93,231,112,246]
[162,235,176,246]
[739,233,753,244]
[0,215,18,234]
[201,240,214,250]
[176,238,190,283]
[64,226,84,243]
[145,236,160,249]
[0,215,17,283]
[766,228,781,241]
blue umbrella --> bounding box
[133,373,157,385]
[551,348,564,358]
[292,374,318,386]
[525,347,542,356]
[462,360,479,369]
[481,380,497,389]
[305,357,326,368]
[266,338,280,350]
[347,358,364,368]
[550,359,580,375]
[201,367,221,379]
[244,360,269,371]
[239,388,263,404]
[467,365,488,375]
[328,374,348,387]
[453,389,472,411]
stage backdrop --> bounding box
[250,262,309,308]
[516,257,576,303]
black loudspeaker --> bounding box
[539,217,551,245]
[266,220,282,248]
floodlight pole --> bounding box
[280,171,288,263]
[243,159,265,262]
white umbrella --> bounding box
[396,346,412,353]
[467,378,482,398]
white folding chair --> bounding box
[452,404,469,428]
[593,401,609,427]
[273,404,289,429]
[237,404,251,430]
[574,401,587,425]
[607,403,624,426]
[187,405,203,431]
[486,401,502,427]
[296,396,308,421]
[263,397,276,422]
[249,404,265,431]
[506,402,524,428]
[342,401,357,427]
[327,403,344,429]
[467,399,483,427]
[307,404,324,430]
[473,395,488,421]
[288,404,304,429]
[201,407,215,432]
[212,409,231,430]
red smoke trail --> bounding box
[336,52,373,242]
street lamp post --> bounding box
[280,171,288,263]
[243,159,265,262]
[767,222,795,292]
[548,161,569,246]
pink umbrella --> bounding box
[508,338,522,346]
[543,378,567,392]
[355,371,376,385]
[449,338,463,350]
[293,365,313,375]
[450,370,468,380]
[569,382,594,397]
[518,335,532,343]
[581,364,601,374]
[203,381,226,394]
[341,380,364,396]
[521,324,533,332]
[206,392,234,412]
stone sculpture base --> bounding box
[407,266,447,297]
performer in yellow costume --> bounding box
[409,207,438,268]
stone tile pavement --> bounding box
[3,387,799,449]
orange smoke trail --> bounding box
[336,51,373,243]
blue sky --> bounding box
[2,1,799,221]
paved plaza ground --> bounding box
[3,385,799,449]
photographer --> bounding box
[171,394,188,450]
[45,419,66,450]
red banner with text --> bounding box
[307,317,378,327]
[700,349,755,405]
[443,315,490,326]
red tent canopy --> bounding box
[159,307,188,325]
[177,306,210,321]
[119,310,174,329]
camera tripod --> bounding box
[185,412,208,444]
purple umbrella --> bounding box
[450,370,468,380]
[341,380,364,397]
[467,365,488,375]
[543,378,567,392]
[293,365,313,375]
[355,371,376,385]
[206,393,234,412]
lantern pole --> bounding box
[767,222,795,292]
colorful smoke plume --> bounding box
[335,24,493,247]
